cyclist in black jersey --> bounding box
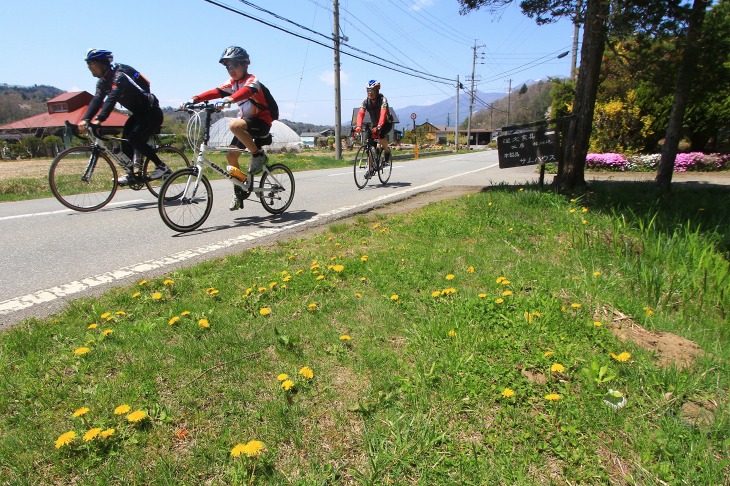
[79,49,170,185]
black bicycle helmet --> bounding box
[84,48,113,64]
[219,46,250,65]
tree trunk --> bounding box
[555,0,610,192]
[656,0,709,189]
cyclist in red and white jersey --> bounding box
[187,46,272,211]
[355,80,393,177]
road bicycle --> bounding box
[157,102,295,233]
[48,121,190,212]
[353,123,392,189]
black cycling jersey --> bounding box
[83,64,157,123]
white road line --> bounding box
[0,200,147,221]
[0,166,495,316]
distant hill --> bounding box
[392,90,504,128]
[0,84,64,125]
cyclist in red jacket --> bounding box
[79,49,170,185]
[355,80,393,177]
[187,46,272,211]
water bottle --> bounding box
[227,165,247,182]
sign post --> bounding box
[411,113,418,159]
[497,124,559,187]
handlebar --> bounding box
[64,120,123,143]
[178,101,231,114]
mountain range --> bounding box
[392,90,504,128]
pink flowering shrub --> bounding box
[587,152,729,172]
[585,153,628,171]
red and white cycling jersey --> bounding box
[195,74,273,125]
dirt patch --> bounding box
[0,158,53,180]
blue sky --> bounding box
[1,0,576,125]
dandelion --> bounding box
[543,351,554,358]
[277,373,289,382]
[372,223,381,229]
[54,431,77,449]
[488,201,493,206]
[441,288,457,296]
[361,255,369,262]
[205,287,219,295]
[390,294,399,301]
[164,279,174,286]
[87,323,98,330]
[582,207,588,213]
[448,330,457,337]
[231,440,266,458]
[269,281,277,289]
[74,346,91,356]
[332,264,344,272]
[168,316,180,326]
[259,307,271,316]
[283,275,292,282]
[360,277,367,282]
[198,318,210,328]
[544,393,562,401]
[181,311,191,316]
[445,274,455,281]
[83,428,102,442]
[126,410,147,423]
[582,220,588,225]
[355,292,362,298]
[569,208,577,213]
[139,280,148,286]
[643,306,655,317]
[340,335,352,341]
[593,271,601,277]
[296,269,304,275]
[502,290,513,297]
[571,303,581,308]
[502,388,515,398]
[132,292,141,298]
[281,379,295,391]
[308,303,318,311]
[610,352,631,362]
[467,266,475,273]
[495,298,504,304]
[114,404,131,415]
[100,312,111,320]
[100,428,115,439]
[299,366,314,380]
[316,275,325,281]
[478,293,487,298]
[593,321,602,327]
[432,290,441,298]
[551,363,565,373]
[152,292,163,300]
[500,279,511,286]
[102,329,113,337]
[73,407,90,418]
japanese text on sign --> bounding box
[497,129,558,169]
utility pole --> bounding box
[333,0,343,160]
[571,0,581,79]
[506,78,512,126]
[454,75,459,152]
[466,41,484,151]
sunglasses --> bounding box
[224,62,243,70]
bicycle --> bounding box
[353,123,392,189]
[48,121,190,212]
[157,102,295,233]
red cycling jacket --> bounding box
[357,93,390,128]
[194,74,273,126]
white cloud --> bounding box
[409,0,434,12]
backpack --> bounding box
[250,83,279,120]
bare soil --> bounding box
[0,158,53,180]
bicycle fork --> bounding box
[82,147,101,183]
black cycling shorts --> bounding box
[231,117,271,148]
[377,121,393,140]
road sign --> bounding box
[410,113,416,120]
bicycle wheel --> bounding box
[377,151,392,185]
[259,163,295,214]
[353,146,371,189]
[143,146,190,198]
[157,167,213,232]
[48,146,118,212]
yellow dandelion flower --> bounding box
[277,373,289,382]
[231,443,247,457]
[54,431,77,449]
[114,404,131,415]
[372,222,381,229]
[582,207,588,213]
[582,219,588,224]
[198,318,210,328]
[132,291,141,298]
[100,312,111,320]
[445,274,455,281]
[168,316,180,326]
[281,379,295,391]
[310,263,320,270]
[164,279,174,286]
[478,293,487,298]
[87,323,98,330]
[502,388,515,398]
[73,407,90,418]
[316,275,325,281]
[571,303,581,308]
[569,208,577,213]
[545,393,562,401]
[259,307,272,316]
[502,290,513,297]
[467,266,475,273]
[610,352,631,362]
[296,269,304,275]
[307,303,318,311]
[519,187,524,191]
[102,329,113,336]
[643,306,655,316]
[283,275,292,282]
[431,290,441,298]
[543,351,554,358]
[299,366,314,379]
[205,287,219,295]
[593,271,601,277]
[74,346,91,356]
[360,277,367,282]
[448,330,457,337]
[269,281,277,289]
[152,292,163,300]
[390,294,399,301]
[355,292,362,298]
[243,440,265,457]
[361,255,369,262]
[508,228,514,232]
[332,264,344,272]
[442,288,456,295]
[138,279,148,286]
[115,311,126,316]
[593,321,602,327]
[496,276,506,284]
[551,363,565,373]
[100,428,115,439]
[126,410,147,423]
[340,334,352,341]
[83,427,102,442]
[495,298,504,304]
[258,287,267,292]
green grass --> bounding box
[1,181,728,484]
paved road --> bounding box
[0,150,549,329]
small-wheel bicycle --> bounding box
[157,102,295,233]
[48,121,190,212]
[353,123,392,189]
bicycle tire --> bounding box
[377,150,392,185]
[143,146,191,199]
[259,163,295,214]
[157,167,213,232]
[48,146,118,212]
[353,146,371,189]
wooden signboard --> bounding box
[497,128,559,169]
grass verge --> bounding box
[1,181,728,484]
